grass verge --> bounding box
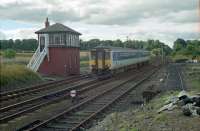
[184,64,200,92]
[0,64,42,88]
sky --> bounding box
[0,0,199,47]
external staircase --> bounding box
[27,47,47,71]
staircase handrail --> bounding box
[32,48,47,71]
[27,47,40,68]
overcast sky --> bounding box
[0,0,199,47]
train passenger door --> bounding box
[90,51,97,72]
[96,50,105,70]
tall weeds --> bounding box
[0,64,41,87]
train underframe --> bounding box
[90,47,150,80]
[92,60,149,80]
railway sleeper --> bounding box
[80,107,102,112]
[58,119,82,124]
[38,127,65,131]
[72,112,93,117]
[50,118,89,130]
[82,106,109,113]
[62,116,85,121]
[79,111,96,114]
[94,98,114,102]
[90,102,107,106]
[81,105,102,109]
[46,123,72,130]
[108,108,123,112]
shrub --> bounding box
[3,49,16,58]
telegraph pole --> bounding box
[199,0,200,32]
[124,36,129,48]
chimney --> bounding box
[45,17,50,28]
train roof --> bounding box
[92,45,149,52]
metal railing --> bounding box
[27,47,47,71]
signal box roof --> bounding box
[35,23,81,35]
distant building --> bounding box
[27,18,81,75]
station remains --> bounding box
[27,18,81,75]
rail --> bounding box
[178,71,184,90]
[0,78,111,123]
[0,75,86,101]
[26,67,158,131]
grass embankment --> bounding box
[80,56,89,67]
[0,51,90,89]
[1,51,90,67]
[88,91,200,131]
[80,51,89,67]
[0,64,41,88]
[185,64,200,92]
[0,52,33,65]
[171,54,200,63]
[171,54,189,62]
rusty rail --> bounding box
[25,67,158,131]
[0,74,88,101]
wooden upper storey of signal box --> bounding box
[35,18,81,48]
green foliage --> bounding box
[151,48,161,56]
[1,38,172,56]
[172,39,200,59]
[0,64,41,86]
[0,39,38,51]
[171,54,190,62]
[80,56,89,61]
[80,60,89,67]
[185,64,200,92]
[2,49,16,58]
[173,38,187,52]
[80,39,172,56]
[154,113,168,122]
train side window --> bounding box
[113,52,117,61]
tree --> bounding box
[173,38,187,51]
[172,38,200,60]
[13,39,22,50]
[0,38,173,56]
[113,39,123,47]
[0,39,38,51]
[151,48,161,56]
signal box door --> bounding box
[40,36,45,52]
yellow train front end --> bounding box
[89,47,112,74]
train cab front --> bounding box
[89,48,112,80]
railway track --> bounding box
[0,66,145,125]
[22,66,158,131]
[0,74,89,102]
[0,78,101,123]
[166,63,186,90]
[0,76,95,108]
[0,67,142,124]
[177,65,185,90]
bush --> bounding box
[3,49,16,58]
